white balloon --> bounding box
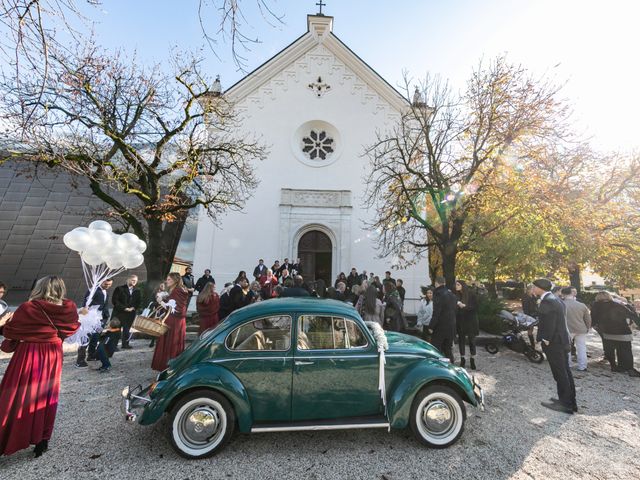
[88,220,113,232]
[136,239,147,253]
[89,229,113,248]
[63,229,92,252]
[81,250,105,266]
[105,256,124,269]
[117,232,140,250]
[123,253,144,269]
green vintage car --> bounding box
[122,298,484,459]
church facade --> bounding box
[192,14,429,312]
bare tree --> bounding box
[1,45,267,282]
[364,57,570,286]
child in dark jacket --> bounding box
[96,318,121,372]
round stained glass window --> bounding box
[302,130,335,160]
[292,120,341,168]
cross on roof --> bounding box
[316,0,326,15]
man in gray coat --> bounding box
[561,287,591,371]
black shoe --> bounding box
[34,440,48,457]
[459,358,466,368]
[612,365,625,372]
[627,369,640,378]
[75,361,88,368]
[470,358,476,370]
[97,366,111,373]
[541,401,574,414]
[121,345,132,350]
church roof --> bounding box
[225,15,409,112]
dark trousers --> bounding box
[458,333,476,357]
[76,332,100,363]
[432,333,455,364]
[121,317,134,347]
[96,339,116,368]
[543,343,576,409]
[603,339,634,370]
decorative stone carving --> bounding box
[280,189,351,208]
[307,76,332,97]
[236,44,393,118]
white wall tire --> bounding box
[410,385,466,448]
[168,390,235,459]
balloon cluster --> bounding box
[63,220,146,269]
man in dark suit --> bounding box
[428,276,457,363]
[195,269,215,293]
[253,259,267,281]
[532,278,576,414]
[346,268,360,290]
[278,258,292,277]
[182,267,195,307]
[111,274,142,349]
[76,279,113,368]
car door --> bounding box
[292,314,382,421]
[223,315,293,423]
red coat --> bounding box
[196,293,220,334]
[0,299,79,456]
[151,287,188,371]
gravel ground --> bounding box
[1,331,639,480]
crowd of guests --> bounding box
[522,284,640,378]
[415,278,480,370]
[1,262,640,457]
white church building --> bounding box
[192,14,429,312]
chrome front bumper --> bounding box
[121,385,152,423]
[472,376,485,412]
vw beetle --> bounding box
[123,298,484,459]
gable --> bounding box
[226,15,408,116]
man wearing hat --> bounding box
[532,278,576,414]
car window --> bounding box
[298,315,368,350]
[226,315,292,351]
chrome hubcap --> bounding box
[422,400,454,435]
[182,407,220,445]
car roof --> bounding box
[226,298,360,324]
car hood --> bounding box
[384,331,442,358]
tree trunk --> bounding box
[428,244,443,286]
[144,216,186,285]
[441,244,457,289]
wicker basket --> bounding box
[133,308,171,337]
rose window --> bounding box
[302,130,334,160]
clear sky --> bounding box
[82,0,640,153]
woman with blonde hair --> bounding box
[196,281,220,335]
[151,272,189,371]
[0,276,80,457]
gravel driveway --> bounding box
[1,332,639,480]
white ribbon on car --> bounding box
[365,321,389,424]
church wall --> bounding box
[193,39,429,312]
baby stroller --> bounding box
[484,310,544,363]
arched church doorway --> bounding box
[297,230,332,286]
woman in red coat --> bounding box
[196,282,220,335]
[0,276,80,457]
[151,272,188,371]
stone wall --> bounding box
[0,161,146,305]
